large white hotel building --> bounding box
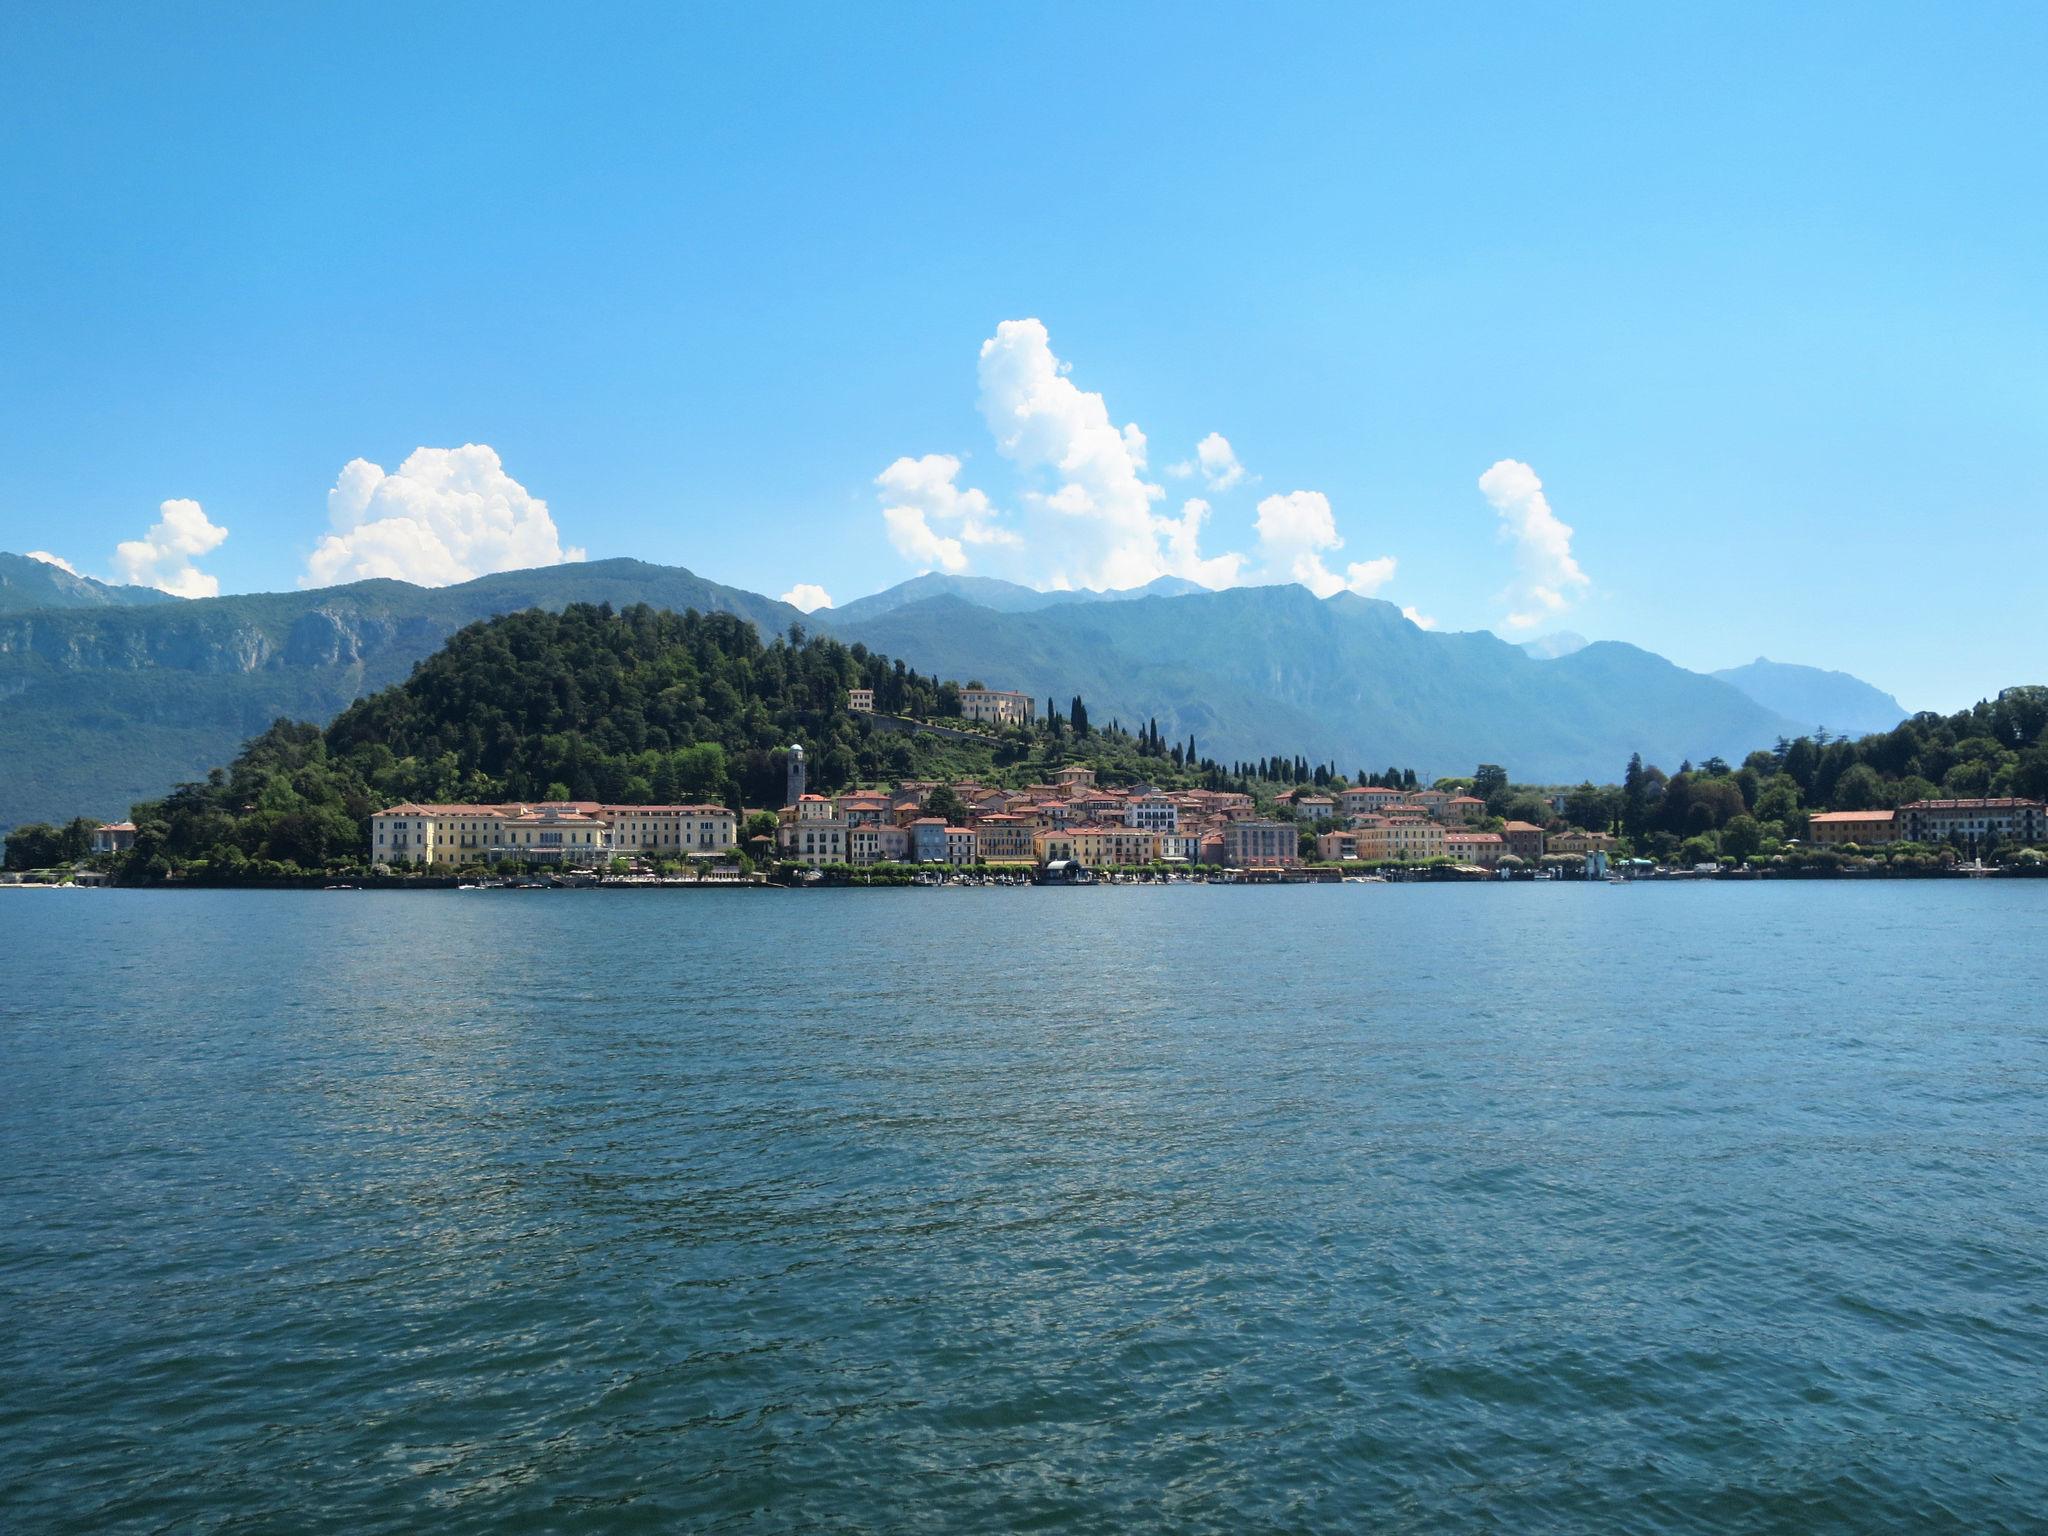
[370,801,737,868]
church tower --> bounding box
[785,743,807,808]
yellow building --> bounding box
[370,801,736,868]
[1806,810,1899,846]
[1033,824,1157,868]
[1351,816,1446,863]
[972,814,1038,863]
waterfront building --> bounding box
[1501,820,1547,861]
[370,801,736,868]
[784,817,847,866]
[1897,798,2047,848]
[959,688,1035,726]
[1445,830,1505,867]
[971,814,1037,863]
[909,818,950,863]
[606,805,743,854]
[1351,815,1446,863]
[848,823,911,865]
[1224,818,1299,869]
[944,826,979,865]
[90,821,137,855]
[1157,830,1202,863]
[1806,810,1899,847]
[1315,830,1359,861]
[1548,829,1619,855]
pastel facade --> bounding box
[1806,810,1899,847]
[91,821,137,855]
[959,689,1036,726]
[972,815,1037,862]
[1548,829,1619,855]
[1224,818,1299,868]
[1445,830,1504,866]
[1501,821,1547,861]
[1126,793,1179,832]
[1898,798,2047,847]
[370,802,736,868]
[1341,787,1405,819]
[1352,816,1446,863]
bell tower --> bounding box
[785,743,807,807]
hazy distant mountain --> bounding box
[0,551,178,613]
[0,558,802,826]
[829,587,1805,784]
[1710,657,1908,739]
[1520,631,1590,660]
[827,572,1211,624]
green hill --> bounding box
[76,603,1226,882]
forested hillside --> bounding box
[61,603,1256,882]
[1551,685,2048,864]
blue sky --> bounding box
[2,3,2043,711]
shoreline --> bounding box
[10,866,2045,892]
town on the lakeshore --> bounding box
[342,685,2048,881]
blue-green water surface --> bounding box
[3,882,2045,1532]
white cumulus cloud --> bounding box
[1402,605,1439,630]
[1252,489,1397,599]
[303,444,584,589]
[1157,498,1248,588]
[111,499,229,598]
[1168,431,1249,491]
[26,550,78,575]
[975,318,1182,590]
[780,582,833,612]
[1479,458,1589,631]
[872,319,1413,606]
[1195,432,1247,490]
[874,453,1013,575]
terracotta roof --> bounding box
[1809,810,1897,823]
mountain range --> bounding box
[1706,658,1909,739]
[0,554,1909,828]
[0,551,178,614]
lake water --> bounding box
[4,883,2046,1533]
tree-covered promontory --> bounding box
[80,603,1266,882]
